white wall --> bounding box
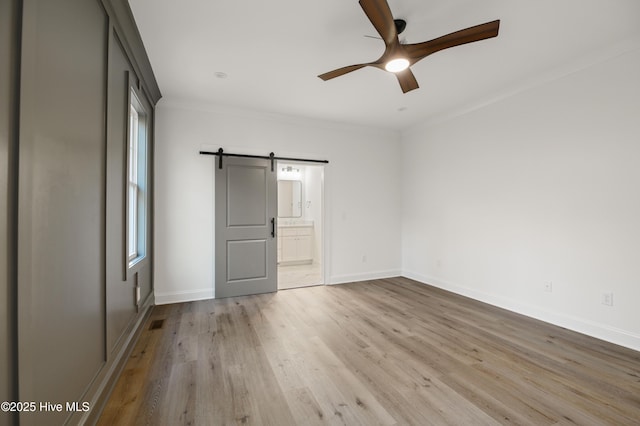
[155,102,401,303]
[401,48,640,351]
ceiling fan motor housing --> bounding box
[394,19,407,35]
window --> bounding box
[127,89,148,265]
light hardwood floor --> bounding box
[99,277,640,425]
[278,263,323,290]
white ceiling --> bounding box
[128,0,640,130]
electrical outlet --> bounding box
[602,292,613,306]
[361,254,367,263]
[544,281,553,293]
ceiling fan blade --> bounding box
[396,68,419,93]
[404,20,500,63]
[359,0,397,46]
[318,64,368,81]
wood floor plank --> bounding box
[100,278,640,425]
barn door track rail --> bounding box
[200,148,329,171]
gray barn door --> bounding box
[215,156,277,298]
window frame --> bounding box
[126,78,149,271]
[128,103,139,261]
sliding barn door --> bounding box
[215,157,277,298]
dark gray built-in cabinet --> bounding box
[1,0,160,424]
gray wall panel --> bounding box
[105,31,154,355]
[106,33,137,354]
[18,0,107,423]
[9,0,159,423]
[139,251,153,303]
[0,1,18,425]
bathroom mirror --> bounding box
[278,180,302,218]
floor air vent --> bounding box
[149,319,165,330]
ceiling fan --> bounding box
[318,0,500,93]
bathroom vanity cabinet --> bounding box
[278,225,313,265]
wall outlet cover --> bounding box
[602,292,613,306]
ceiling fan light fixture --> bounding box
[317,0,500,93]
[385,58,409,73]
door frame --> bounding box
[209,149,330,297]
[275,160,327,288]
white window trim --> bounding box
[127,88,147,267]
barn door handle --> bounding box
[271,218,275,238]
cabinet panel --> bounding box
[296,235,312,260]
[295,228,312,236]
[280,228,298,237]
[278,226,313,265]
[281,236,296,261]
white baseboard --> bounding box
[329,269,401,285]
[402,270,640,353]
[153,268,401,304]
[154,288,214,305]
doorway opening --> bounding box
[276,162,324,290]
